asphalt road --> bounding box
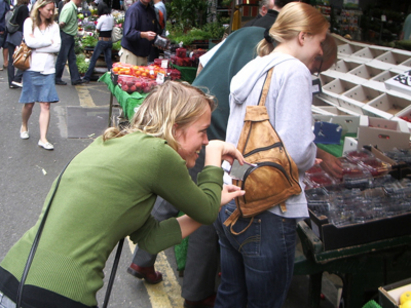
[0,62,337,308]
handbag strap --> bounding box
[257,67,274,107]
[15,159,124,308]
[16,160,71,308]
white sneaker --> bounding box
[20,128,29,140]
[11,81,23,88]
[38,140,54,150]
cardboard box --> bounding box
[332,59,363,74]
[320,79,358,106]
[312,106,353,116]
[337,43,364,58]
[367,59,397,72]
[319,73,336,87]
[337,84,381,115]
[351,46,391,61]
[384,70,411,97]
[379,278,411,308]
[357,116,410,151]
[313,114,360,133]
[342,136,358,155]
[372,70,398,83]
[362,93,411,120]
[348,64,385,81]
[392,107,411,130]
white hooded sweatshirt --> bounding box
[225,52,317,219]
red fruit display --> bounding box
[399,115,411,123]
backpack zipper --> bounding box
[240,161,294,203]
[244,142,283,158]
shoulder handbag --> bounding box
[223,67,302,235]
[6,5,20,34]
[12,40,31,71]
[16,160,124,308]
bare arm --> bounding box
[196,63,204,76]
[205,140,244,167]
[177,184,244,238]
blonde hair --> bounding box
[30,0,55,29]
[257,2,330,56]
[103,81,216,151]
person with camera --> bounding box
[0,80,245,308]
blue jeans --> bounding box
[214,202,297,308]
[55,31,80,83]
[83,40,112,81]
[8,43,23,86]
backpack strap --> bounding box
[223,208,254,235]
[258,67,274,107]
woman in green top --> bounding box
[0,81,245,308]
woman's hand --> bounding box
[205,140,245,167]
[221,184,245,207]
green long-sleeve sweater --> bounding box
[0,132,223,307]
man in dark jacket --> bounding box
[120,0,161,65]
[243,0,274,27]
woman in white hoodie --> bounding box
[19,0,61,150]
[214,2,329,308]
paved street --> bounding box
[0,62,337,307]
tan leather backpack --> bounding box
[223,67,302,234]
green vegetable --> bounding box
[112,41,121,51]
[76,54,89,74]
[81,35,98,48]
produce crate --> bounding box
[309,209,411,251]
[379,278,411,308]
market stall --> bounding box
[99,72,148,125]
[295,221,411,308]
[99,60,199,125]
[304,34,411,307]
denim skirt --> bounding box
[19,71,59,104]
